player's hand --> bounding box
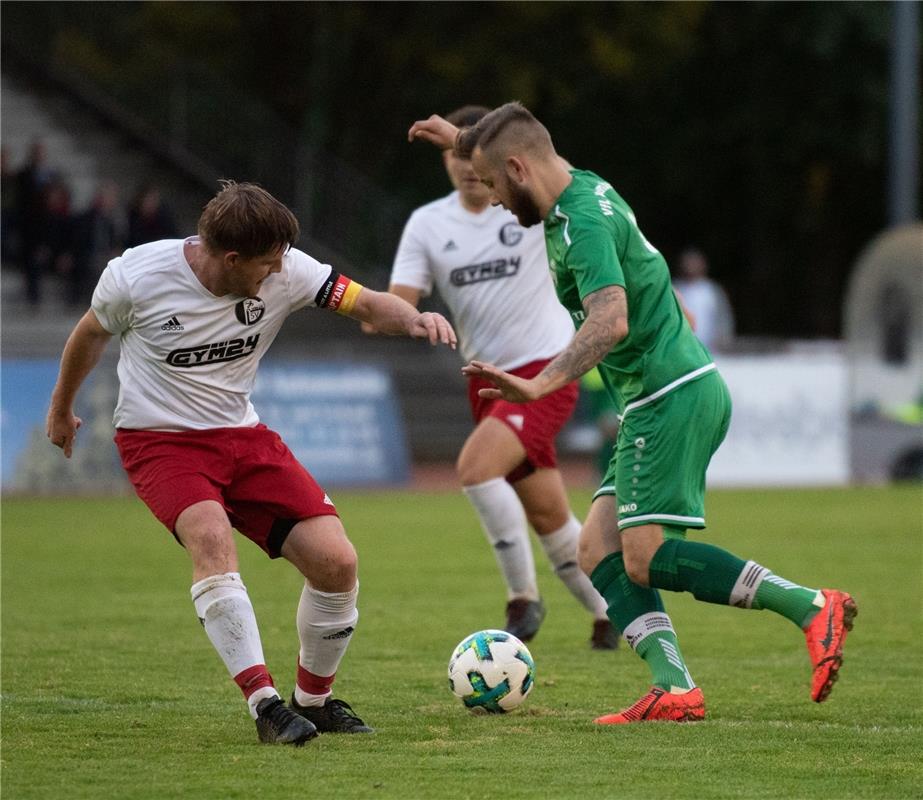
[408,311,457,349]
[461,361,543,403]
[408,115,460,150]
[46,409,82,458]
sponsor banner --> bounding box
[1,358,127,493]
[1,359,409,492]
[251,362,410,487]
[708,353,849,486]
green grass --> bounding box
[2,486,922,799]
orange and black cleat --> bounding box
[804,589,858,703]
[594,686,705,725]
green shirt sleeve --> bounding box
[566,214,627,301]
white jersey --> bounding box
[391,192,573,370]
[92,237,335,431]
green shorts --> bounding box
[593,369,732,531]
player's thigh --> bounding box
[456,417,527,484]
[512,467,571,534]
[578,495,621,576]
[282,515,357,593]
[226,425,341,559]
[175,499,239,579]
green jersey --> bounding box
[544,169,713,415]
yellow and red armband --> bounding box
[314,271,364,315]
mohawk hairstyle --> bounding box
[455,101,552,161]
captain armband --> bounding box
[314,271,364,316]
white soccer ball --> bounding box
[448,629,535,714]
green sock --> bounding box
[591,552,695,692]
[752,572,823,628]
[649,537,822,628]
[648,538,747,604]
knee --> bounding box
[175,509,236,576]
[622,548,651,587]
[526,507,568,536]
[456,454,494,487]
[577,533,603,577]
[326,541,358,590]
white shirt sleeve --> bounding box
[91,258,133,334]
[390,213,433,296]
[286,247,337,311]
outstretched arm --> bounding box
[360,284,422,335]
[407,115,461,151]
[348,287,456,349]
[46,310,114,457]
[462,285,628,402]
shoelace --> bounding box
[326,699,363,724]
[262,699,300,730]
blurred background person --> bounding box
[672,247,735,353]
[15,138,55,307]
[127,183,177,247]
[35,174,76,309]
[1,145,19,265]
[69,180,126,307]
[368,105,618,649]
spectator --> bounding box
[15,139,55,306]
[672,248,735,353]
[127,184,176,247]
[1,145,19,264]
[70,180,126,306]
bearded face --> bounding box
[504,176,544,228]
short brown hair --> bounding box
[456,102,554,163]
[198,180,299,258]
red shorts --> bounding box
[114,424,338,558]
[467,358,579,483]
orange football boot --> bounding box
[804,589,857,702]
[594,686,705,724]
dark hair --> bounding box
[446,104,491,130]
[198,180,299,257]
[455,101,552,161]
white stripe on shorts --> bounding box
[618,512,705,529]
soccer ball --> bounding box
[448,629,535,714]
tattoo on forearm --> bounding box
[542,286,628,386]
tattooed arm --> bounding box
[462,285,628,403]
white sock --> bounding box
[539,516,608,618]
[463,478,539,601]
[191,573,278,719]
[294,582,359,707]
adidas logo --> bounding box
[161,315,185,332]
[322,626,354,641]
[443,240,459,252]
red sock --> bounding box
[297,661,335,699]
[234,664,275,700]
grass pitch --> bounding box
[2,486,921,799]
